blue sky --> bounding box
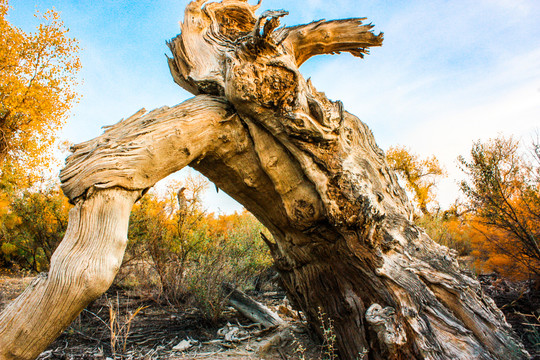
[8,0,540,213]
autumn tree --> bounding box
[0,182,70,271]
[0,0,80,183]
[459,135,540,277]
[387,146,445,216]
[127,176,208,302]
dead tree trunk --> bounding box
[0,1,528,359]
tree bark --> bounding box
[0,1,529,359]
[0,97,236,359]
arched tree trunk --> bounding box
[0,1,529,359]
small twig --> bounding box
[82,309,111,330]
[191,350,225,358]
[68,327,105,344]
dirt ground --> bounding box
[1,272,538,359]
[478,274,540,360]
[0,273,323,360]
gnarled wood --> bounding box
[0,97,238,359]
[60,95,236,201]
[285,19,384,66]
[0,1,529,359]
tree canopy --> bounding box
[0,0,80,185]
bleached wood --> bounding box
[0,1,529,359]
[222,282,283,328]
[284,19,384,66]
[0,96,237,360]
[164,2,530,358]
[60,95,235,201]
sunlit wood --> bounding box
[0,1,528,359]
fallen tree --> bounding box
[0,1,528,359]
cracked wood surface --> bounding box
[0,1,528,359]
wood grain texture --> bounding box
[0,1,529,359]
[60,95,236,201]
[222,282,284,328]
[165,2,529,358]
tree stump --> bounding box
[0,1,528,359]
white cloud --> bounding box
[12,0,539,213]
[304,11,540,208]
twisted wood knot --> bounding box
[366,303,407,353]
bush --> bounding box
[459,136,540,279]
[0,184,70,271]
[0,174,274,320]
[122,176,273,321]
[416,212,473,257]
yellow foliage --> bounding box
[125,177,272,315]
[0,182,71,271]
[0,196,9,212]
[418,208,536,280]
[1,242,16,255]
[386,146,445,216]
[0,0,81,183]
[468,220,537,280]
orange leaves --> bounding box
[417,212,472,256]
[124,178,272,317]
[203,209,252,239]
[396,135,540,280]
[0,0,81,182]
[459,135,540,278]
[464,219,534,280]
[419,211,534,280]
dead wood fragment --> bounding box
[222,282,284,329]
